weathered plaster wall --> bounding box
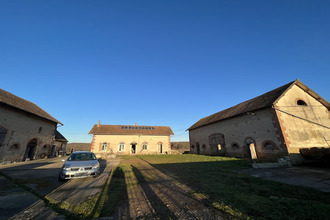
[189,108,288,161]
[52,140,67,156]
[91,134,171,155]
[274,84,330,164]
[0,104,57,162]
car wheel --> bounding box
[93,173,100,178]
[58,173,66,182]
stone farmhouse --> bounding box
[89,122,174,156]
[188,79,330,165]
[51,130,68,157]
[0,88,64,163]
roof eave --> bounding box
[1,102,62,125]
[188,106,271,131]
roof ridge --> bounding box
[0,88,62,125]
[188,80,296,130]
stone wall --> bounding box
[274,84,330,164]
[0,104,57,162]
[189,108,288,161]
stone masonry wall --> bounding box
[274,84,330,164]
[189,108,288,161]
[0,104,57,162]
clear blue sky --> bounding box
[1,1,329,143]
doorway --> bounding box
[196,142,200,154]
[158,143,163,154]
[24,139,37,161]
[244,137,255,158]
[50,145,56,157]
[131,143,136,154]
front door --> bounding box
[159,144,163,154]
[131,144,136,154]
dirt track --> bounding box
[116,158,224,219]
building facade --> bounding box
[0,89,63,163]
[50,130,68,157]
[188,80,330,165]
[89,122,174,156]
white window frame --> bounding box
[101,142,108,151]
[118,144,125,152]
[142,143,148,150]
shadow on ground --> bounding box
[146,159,330,220]
[131,165,177,219]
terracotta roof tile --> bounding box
[89,124,174,136]
[188,79,330,131]
[188,81,295,130]
[55,130,68,142]
[0,89,62,125]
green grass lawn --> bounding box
[136,154,330,220]
[49,154,330,219]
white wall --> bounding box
[91,134,171,155]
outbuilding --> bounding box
[188,79,330,165]
[0,89,63,163]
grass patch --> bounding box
[91,165,128,218]
[137,154,330,220]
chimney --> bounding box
[97,120,100,127]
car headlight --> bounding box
[63,164,71,171]
[92,163,100,169]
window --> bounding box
[209,133,225,152]
[118,144,125,151]
[101,142,108,151]
[263,141,278,151]
[0,127,7,147]
[191,145,195,149]
[142,143,148,150]
[9,144,20,150]
[297,99,307,106]
[231,143,240,151]
[202,144,206,149]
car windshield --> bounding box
[68,153,96,161]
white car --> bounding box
[58,151,100,181]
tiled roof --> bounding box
[55,130,68,142]
[89,124,174,136]
[188,79,330,130]
[0,89,62,125]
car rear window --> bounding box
[68,153,97,161]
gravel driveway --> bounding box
[0,156,120,219]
